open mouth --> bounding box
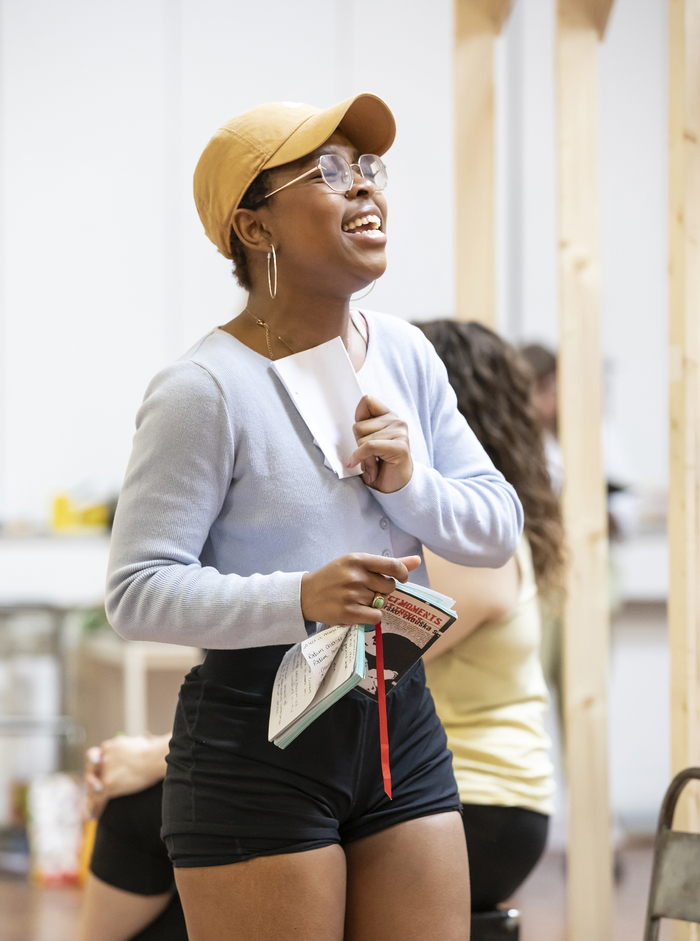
[342,213,383,238]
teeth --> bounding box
[342,213,382,233]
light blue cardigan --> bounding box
[106,311,523,650]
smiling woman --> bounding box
[226,147,386,295]
[221,128,390,367]
[104,94,524,941]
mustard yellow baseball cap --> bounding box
[193,93,396,259]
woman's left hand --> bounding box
[349,395,413,493]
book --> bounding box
[268,581,457,748]
[270,336,364,479]
[268,624,366,748]
[357,580,457,701]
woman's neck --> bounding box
[222,289,367,370]
[246,291,352,349]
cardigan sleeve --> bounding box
[370,336,524,568]
[105,361,309,649]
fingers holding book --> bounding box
[300,553,421,626]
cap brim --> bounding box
[262,93,396,171]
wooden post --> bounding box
[555,2,615,939]
[454,0,512,327]
[668,2,700,939]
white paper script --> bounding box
[271,336,364,479]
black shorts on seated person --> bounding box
[90,783,188,941]
[162,645,462,868]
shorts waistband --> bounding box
[198,645,294,690]
[198,643,426,699]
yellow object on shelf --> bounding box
[52,494,109,533]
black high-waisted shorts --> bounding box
[162,645,461,868]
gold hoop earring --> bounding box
[267,246,277,300]
[351,280,376,302]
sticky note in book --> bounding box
[271,336,364,478]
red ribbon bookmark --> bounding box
[374,622,392,799]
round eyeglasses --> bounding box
[265,153,388,199]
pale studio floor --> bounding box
[0,842,676,941]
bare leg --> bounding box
[344,812,471,941]
[78,873,173,941]
[174,844,346,941]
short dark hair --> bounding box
[519,343,557,382]
[229,170,275,291]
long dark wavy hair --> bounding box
[417,320,565,599]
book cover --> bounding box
[357,581,457,701]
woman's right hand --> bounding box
[301,553,421,626]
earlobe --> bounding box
[231,208,272,254]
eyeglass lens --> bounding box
[318,154,388,192]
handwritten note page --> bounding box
[270,336,363,478]
[268,625,350,741]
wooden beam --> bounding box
[559,0,615,37]
[456,0,513,33]
[668,2,700,939]
[453,0,513,327]
[555,4,614,940]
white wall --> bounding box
[0,0,455,523]
[0,0,671,511]
[599,0,668,491]
[496,0,669,492]
[0,0,674,829]
[496,0,558,344]
[493,0,671,831]
[609,609,671,831]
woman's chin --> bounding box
[352,256,387,288]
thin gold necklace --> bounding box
[243,307,366,361]
[243,308,295,360]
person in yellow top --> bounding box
[417,320,565,913]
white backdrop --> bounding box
[0,0,673,831]
[0,0,455,522]
[0,0,668,521]
[496,0,668,492]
